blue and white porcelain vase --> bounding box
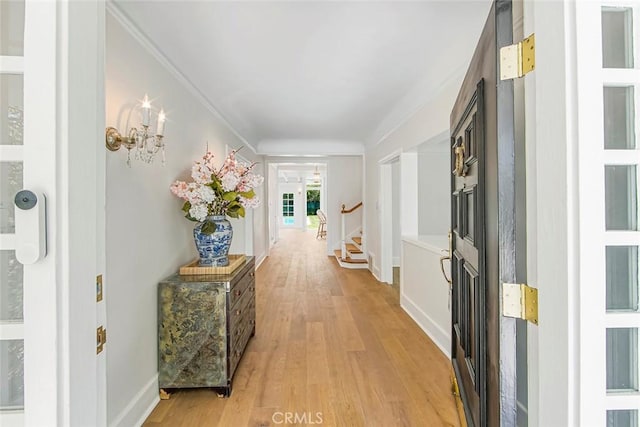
[193,215,233,267]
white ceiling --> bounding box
[113,1,491,154]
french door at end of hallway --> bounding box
[1,1,58,425]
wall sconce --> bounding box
[105,94,167,167]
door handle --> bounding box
[440,255,452,285]
[439,229,453,285]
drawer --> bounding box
[228,266,255,309]
[229,312,255,377]
[229,296,255,350]
[228,282,256,320]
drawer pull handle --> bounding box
[234,290,242,297]
[235,309,241,316]
[250,272,255,277]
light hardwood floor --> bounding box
[144,229,460,427]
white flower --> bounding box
[240,195,260,209]
[189,203,209,222]
[221,172,240,192]
[196,185,216,203]
[250,174,264,187]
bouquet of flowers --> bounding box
[170,149,264,234]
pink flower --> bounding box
[170,181,190,200]
[170,149,263,220]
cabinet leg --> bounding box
[250,326,256,337]
[159,389,171,400]
[216,383,232,398]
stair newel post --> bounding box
[341,204,346,260]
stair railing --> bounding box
[340,202,363,260]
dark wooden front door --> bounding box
[450,1,519,426]
[451,78,486,427]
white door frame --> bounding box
[267,163,279,248]
[58,1,106,426]
[522,1,582,425]
[379,151,401,284]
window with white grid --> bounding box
[575,1,640,425]
[583,2,640,426]
[602,4,640,426]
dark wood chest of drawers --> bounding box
[157,257,255,396]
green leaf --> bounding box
[182,202,198,221]
[227,210,239,219]
[237,206,246,218]
[210,178,223,194]
[222,192,238,202]
[239,189,255,199]
[201,221,217,235]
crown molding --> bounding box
[105,0,258,155]
[257,139,364,156]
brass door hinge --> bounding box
[451,373,460,397]
[97,326,107,354]
[502,283,538,325]
[500,33,535,80]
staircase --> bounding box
[334,235,368,269]
[333,202,368,269]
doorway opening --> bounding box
[267,162,327,251]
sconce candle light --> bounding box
[106,94,167,167]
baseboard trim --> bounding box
[109,374,159,427]
[256,252,267,270]
[371,264,381,282]
[400,294,451,359]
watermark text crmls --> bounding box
[271,411,324,425]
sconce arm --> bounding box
[105,126,138,151]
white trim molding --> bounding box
[108,375,159,427]
[400,294,451,359]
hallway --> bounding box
[144,229,460,426]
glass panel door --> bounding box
[601,3,640,425]
[0,0,25,424]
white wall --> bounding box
[252,174,267,263]
[268,164,278,245]
[417,138,451,236]
[105,12,266,426]
[401,238,451,358]
[326,156,363,254]
[365,76,462,279]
